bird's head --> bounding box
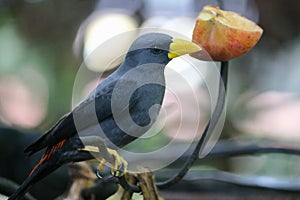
[123,33,201,67]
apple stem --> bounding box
[217,0,224,9]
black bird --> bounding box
[8,32,201,200]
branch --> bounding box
[0,176,36,200]
[156,61,229,189]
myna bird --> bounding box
[8,33,201,200]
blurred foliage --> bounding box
[0,0,97,129]
[1,0,300,198]
[0,0,299,132]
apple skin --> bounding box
[192,5,263,61]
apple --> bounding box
[192,5,263,61]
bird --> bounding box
[8,32,201,200]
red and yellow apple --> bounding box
[192,5,263,61]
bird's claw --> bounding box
[112,161,126,177]
[96,169,102,179]
[97,148,128,178]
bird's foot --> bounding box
[97,148,128,177]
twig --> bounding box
[206,140,300,158]
[0,176,36,200]
[156,61,229,189]
[81,174,119,199]
[118,175,141,193]
[120,173,137,200]
[217,0,224,9]
[157,169,300,192]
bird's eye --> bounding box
[150,48,164,54]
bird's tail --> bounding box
[8,175,35,200]
[8,148,64,200]
[8,161,61,200]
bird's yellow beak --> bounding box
[168,38,202,59]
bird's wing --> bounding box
[24,78,140,155]
[24,113,74,155]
